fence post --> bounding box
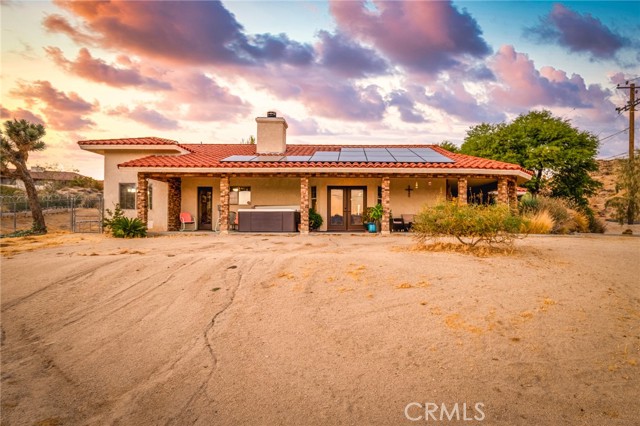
[13,199,17,232]
[70,195,74,232]
[99,195,104,233]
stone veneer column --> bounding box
[219,176,230,233]
[381,176,390,234]
[167,177,181,231]
[507,178,518,211]
[136,173,148,225]
[299,176,309,234]
[497,177,509,205]
[458,177,468,204]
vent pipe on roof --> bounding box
[256,111,288,154]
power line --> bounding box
[598,127,629,142]
[602,151,629,160]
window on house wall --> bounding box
[311,186,317,210]
[230,186,251,205]
[377,186,382,205]
[119,183,136,209]
[148,183,153,210]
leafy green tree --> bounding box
[606,154,640,225]
[460,110,601,207]
[437,140,460,153]
[0,119,47,233]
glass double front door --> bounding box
[328,186,367,231]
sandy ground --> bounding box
[1,233,639,425]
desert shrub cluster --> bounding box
[519,195,600,234]
[412,201,524,247]
[103,204,147,238]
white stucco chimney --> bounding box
[256,111,288,154]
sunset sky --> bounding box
[1,0,638,179]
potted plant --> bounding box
[309,208,323,231]
[365,203,383,232]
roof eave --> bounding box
[119,166,532,182]
[79,144,189,155]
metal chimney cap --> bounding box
[267,111,277,118]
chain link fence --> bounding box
[0,194,104,234]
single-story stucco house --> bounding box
[78,112,531,234]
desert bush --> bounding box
[521,210,554,234]
[569,209,589,233]
[0,185,24,196]
[110,216,147,238]
[103,203,125,231]
[518,193,539,215]
[412,201,524,247]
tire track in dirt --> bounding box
[165,254,264,425]
[1,258,122,311]
[62,257,207,329]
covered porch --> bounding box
[134,172,519,233]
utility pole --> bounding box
[616,81,639,224]
[616,81,638,161]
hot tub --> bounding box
[237,207,300,232]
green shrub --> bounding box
[309,208,323,230]
[103,203,125,231]
[0,185,24,196]
[110,216,147,238]
[518,193,539,215]
[412,201,524,247]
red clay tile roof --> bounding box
[78,137,179,146]
[117,143,531,174]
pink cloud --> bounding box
[0,106,46,125]
[168,73,251,122]
[45,47,171,90]
[528,4,629,61]
[42,13,96,45]
[106,105,179,130]
[490,46,609,108]
[286,117,333,136]
[45,1,312,67]
[316,30,389,78]
[387,90,426,123]
[329,0,491,75]
[10,80,97,130]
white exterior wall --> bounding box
[103,151,172,231]
[103,152,142,218]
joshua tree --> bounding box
[0,119,47,233]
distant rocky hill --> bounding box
[588,159,623,220]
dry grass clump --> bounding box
[0,232,87,257]
[520,195,597,234]
[521,210,554,234]
[414,241,518,257]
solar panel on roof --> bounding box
[405,148,455,163]
[365,156,395,162]
[339,153,367,162]
[341,147,365,152]
[221,155,257,162]
[309,152,340,161]
[250,155,284,162]
[283,156,312,162]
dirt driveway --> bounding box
[1,233,639,425]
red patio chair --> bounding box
[180,212,196,231]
